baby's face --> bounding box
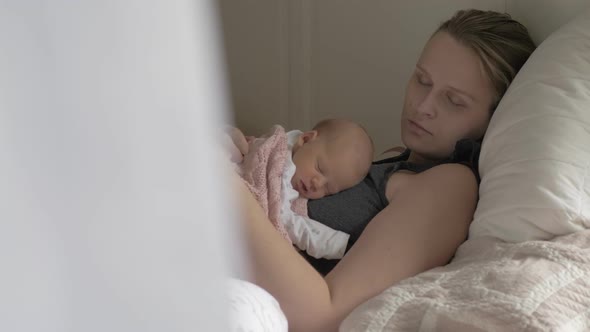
[291,135,368,199]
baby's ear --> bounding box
[300,130,318,144]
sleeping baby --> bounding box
[226,119,374,259]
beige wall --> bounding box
[218,0,288,135]
[507,0,589,44]
[219,0,589,158]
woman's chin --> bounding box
[400,133,422,152]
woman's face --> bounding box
[401,31,495,161]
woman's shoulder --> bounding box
[406,160,477,183]
[385,142,480,202]
[377,138,481,182]
[384,163,478,229]
[385,162,478,204]
[415,163,478,189]
[402,163,479,211]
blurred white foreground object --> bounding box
[227,279,288,331]
[0,0,242,331]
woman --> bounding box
[235,9,536,332]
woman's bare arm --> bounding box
[238,163,478,331]
[325,164,477,318]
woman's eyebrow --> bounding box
[416,64,430,77]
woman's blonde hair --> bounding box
[435,9,536,111]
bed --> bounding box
[230,6,590,331]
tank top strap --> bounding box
[373,138,481,183]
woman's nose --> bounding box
[415,91,437,118]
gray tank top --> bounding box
[304,139,481,275]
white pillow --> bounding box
[470,8,590,242]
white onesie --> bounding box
[280,130,349,259]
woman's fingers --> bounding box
[228,127,249,156]
[221,132,244,163]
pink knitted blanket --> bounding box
[237,125,307,244]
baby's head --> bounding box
[291,119,374,199]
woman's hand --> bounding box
[220,126,250,163]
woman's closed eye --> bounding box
[416,73,432,86]
[446,92,465,107]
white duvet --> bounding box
[341,230,590,331]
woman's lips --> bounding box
[408,120,432,135]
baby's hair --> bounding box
[313,118,375,177]
[312,118,374,155]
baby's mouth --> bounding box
[299,180,308,193]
